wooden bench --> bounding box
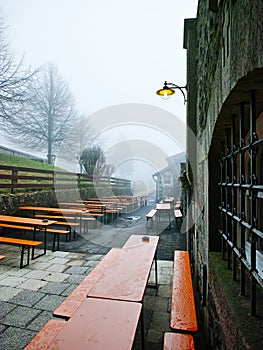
[170,251,198,333]
[81,216,96,232]
[175,201,182,209]
[146,209,157,227]
[174,209,183,227]
[0,236,42,268]
[34,215,79,237]
[53,248,120,319]
[163,332,195,350]
[24,319,66,349]
[0,223,70,252]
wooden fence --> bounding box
[0,165,131,194]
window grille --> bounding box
[218,90,263,316]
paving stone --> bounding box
[2,305,42,328]
[27,310,53,331]
[66,258,86,266]
[0,324,7,333]
[64,265,89,275]
[1,258,19,268]
[0,302,16,318]
[23,269,50,280]
[46,263,67,273]
[18,279,47,291]
[48,257,70,265]
[51,251,71,258]
[149,310,170,331]
[39,282,70,295]
[146,329,164,344]
[3,267,31,277]
[144,294,170,312]
[30,261,52,270]
[83,260,100,268]
[0,276,27,288]
[0,326,36,350]
[0,286,21,301]
[9,290,45,307]
[86,254,104,261]
[158,274,172,285]
[158,284,173,298]
[61,283,78,296]
[34,294,65,311]
[43,272,69,283]
[65,253,87,260]
[64,274,85,284]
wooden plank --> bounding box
[170,251,198,333]
[0,237,42,246]
[88,238,158,302]
[163,332,195,350]
[24,319,66,350]
[146,209,157,218]
[53,248,120,319]
[50,299,142,350]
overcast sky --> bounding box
[0,0,198,188]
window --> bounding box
[218,93,263,316]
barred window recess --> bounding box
[218,90,263,316]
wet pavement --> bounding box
[0,201,198,350]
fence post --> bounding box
[11,169,18,194]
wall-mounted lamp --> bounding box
[156,81,187,104]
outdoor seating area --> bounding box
[0,195,147,268]
[21,235,197,350]
[0,197,202,349]
[145,197,183,231]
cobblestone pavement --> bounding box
[0,202,204,350]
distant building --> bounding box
[152,152,185,202]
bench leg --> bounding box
[52,233,57,252]
[52,233,61,252]
[140,304,145,350]
[154,255,158,290]
[20,246,30,269]
[32,229,46,260]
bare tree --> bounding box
[3,63,80,163]
[56,116,94,170]
[0,15,36,123]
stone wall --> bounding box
[0,186,132,215]
[185,0,263,348]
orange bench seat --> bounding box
[0,236,42,268]
[0,223,70,252]
[170,250,198,333]
[163,332,195,350]
[146,209,157,227]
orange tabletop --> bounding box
[19,206,95,233]
[47,298,142,350]
[156,203,171,211]
[156,203,172,229]
[0,215,57,256]
[19,206,88,215]
[163,197,175,203]
[0,215,56,227]
[88,235,159,302]
[122,234,159,248]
